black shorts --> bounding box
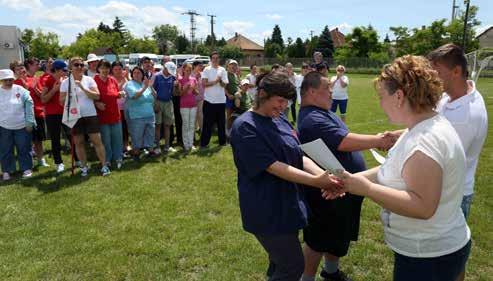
[32,117,46,142]
[303,188,364,257]
[72,116,101,135]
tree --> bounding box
[126,37,159,54]
[153,24,179,54]
[384,34,391,44]
[286,37,305,58]
[112,16,130,47]
[175,35,189,53]
[305,36,319,57]
[219,45,243,59]
[389,26,412,56]
[264,38,282,58]
[61,28,126,58]
[30,29,62,59]
[97,22,113,33]
[205,34,216,47]
[316,26,335,58]
[448,5,481,52]
[216,37,227,47]
[346,25,381,58]
[21,29,35,58]
[271,25,284,52]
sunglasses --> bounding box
[72,63,84,68]
[1,79,14,82]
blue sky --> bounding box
[1,0,492,46]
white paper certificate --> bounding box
[370,148,386,165]
[299,138,345,176]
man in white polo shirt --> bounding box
[200,51,228,148]
[427,43,488,221]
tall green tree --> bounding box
[21,29,35,58]
[30,29,61,59]
[316,26,335,58]
[112,16,130,47]
[175,35,190,53]
[271,24,284,52]
[346,25,381,58]
[152,24,179,54]
[97,22,113,33]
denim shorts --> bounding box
[330,99,348,114]
[393,240,471,281]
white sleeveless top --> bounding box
[377,114,470,258]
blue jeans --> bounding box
[393,240,471,281]
[100,122,123,163]
[127,116,155,150]
[461,194,474,220]
[0,126,33,173]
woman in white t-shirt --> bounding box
[330,65,349,122]
[60,57,109,177]
[328,56,471,281]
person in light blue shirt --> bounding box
[124,67,156,160]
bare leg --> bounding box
[89,133,106,166]
[74,135,87,166]
[303,243,323,277]
[33,141,44,160]
[155,123,162,148]
[164,125,171,147]
[456,270,465,281]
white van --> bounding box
[169,54,197,67]
[128,53,163,71]
[184,55,210,65]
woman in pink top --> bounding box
[111,61,129,155]
[178,63,199,152]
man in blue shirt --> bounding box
[297,72,395,281]
[152,62,177,153]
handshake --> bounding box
[376,130,400,151]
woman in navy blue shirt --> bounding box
[231,71,343,281]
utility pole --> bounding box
[462,0,470,50]
[207,14,216,49]
[310,30,314,40]
[182,10,201,53]
[451,0,459,21]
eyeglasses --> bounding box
[1,79,14,82]
[73,63,84,68]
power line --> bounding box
[207,14,216,49]
[182,10,201,53]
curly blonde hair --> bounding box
[375,55,443,113]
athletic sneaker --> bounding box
[101,165,111,176]
[56,163,65,173]
[2,172,11,181]
[75,161,82,168]
[153,147,162,155]
[38,158,50,167]
[80,166,89,177]
[165,146,177,153]
[320,269,353,281]
[116,160,123,170]
[22,170,33,179]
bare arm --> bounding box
[342,151,442,219]
[202,78,218,88]
[338,133,394,152]
[266,161,341,191]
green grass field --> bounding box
[0,74,491,280]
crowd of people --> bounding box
[0,43,488,281]
[231,43,487,281]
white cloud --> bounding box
[0,0,42,10]
[222,21,255,37]
[329,22,353,34]
[172,6,186,13]
[265,14,283,20]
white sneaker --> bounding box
[191,146,198,152]
[80,166,89,177]
[22,170,33,179]
[2,172,11,181]
[101,165,111,176]
[116,160,123,170]
[56,163,65,173]
[168,147,177,153]
[153,147,162,155]
[38,158,50,167]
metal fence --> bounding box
[237,57,388,70]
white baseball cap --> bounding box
[86,53,101,63]
[0,69,15,80]
[228,59,238,65]
[240,79,250,86]
[164,61,177,76]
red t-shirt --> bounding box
[94,75,121,124]
[14,76,45,118]
[38,73,63,115]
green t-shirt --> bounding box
[234,90,252,114]
[226,72,239,96]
